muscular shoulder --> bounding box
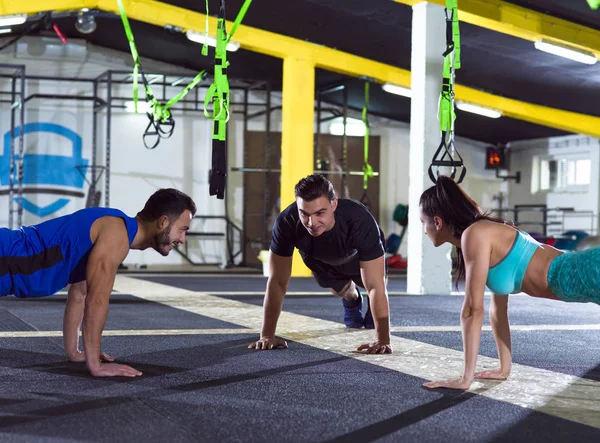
[91,216,130,246]
[461,221,494,257]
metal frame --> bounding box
[99,70,269,266]
[0,68,267,267]
[0,64,26,228]
[0,72,107,222]
[239,80,277,254]
[235,80,381,264]
[174,215,244,267]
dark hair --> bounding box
[294,174,336,202]
[420,175,512,290]
[137,188,197,222]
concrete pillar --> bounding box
[407,2,453,294]
[280,56,314,277]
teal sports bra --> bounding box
[486,230,541,295]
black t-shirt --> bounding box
[270,199,385,276]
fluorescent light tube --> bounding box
[382,82,411,98]
[0,15,27,27]
[456,101,503,119]
[329,117,367,137]
[0,28,12,35]
[534,39,597,65]
[186,30,240,52]
[125,101,151,114]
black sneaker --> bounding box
[342,294,364,328]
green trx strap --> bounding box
[204,0,230,200]
[117,0,208,149]
[588,0,600,10]
[204,0,253,199]
[428,0,466,184]
[360,81,374,208]
[227,0,253,46]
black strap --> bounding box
[428,131,467,184]
[209,138,227,199]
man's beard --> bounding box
[154,226,172,256]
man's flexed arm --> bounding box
[248,252,292,350]
[82,218,142,377]
[358,256,392,354]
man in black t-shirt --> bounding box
[248,174,392,354]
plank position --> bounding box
[0,188,196,377]
[249,174,392,354]
[419,176,599,390]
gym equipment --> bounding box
[553,230,589,251]
[574,234,600,251]
[360,81,375,209]
[117,0,208,149]
[386,203,409,255]
[428,0,466,184]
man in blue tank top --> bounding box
[0,188,196,378]
[248,175,392,354]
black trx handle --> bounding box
[142,111,175,150]
[428,131,466,184]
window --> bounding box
[532,156,590,193]
[569,159,591,186]
[539,158,557,191]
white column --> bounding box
[407,2,453,294]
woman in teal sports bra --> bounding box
[417,175,599,391]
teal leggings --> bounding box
[548,247,600,304]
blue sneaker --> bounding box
[342,294,364,328]
[363,295,375,329]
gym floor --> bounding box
[1,273,599,442]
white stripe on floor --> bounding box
[2,324,599,339]
[105,275,597,428]
[0,329,260,338]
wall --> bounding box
[0,37,227,266]
[367,120,505,258]
[508,134,600,236]
[0,36,508,266]
[239,92,505,259]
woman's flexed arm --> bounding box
[424,225,490,390]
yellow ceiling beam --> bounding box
[455,86,600,137]
[0,0,97,15]
[394,0,600,57]
[2,1,600,138]
[95,0,411,88]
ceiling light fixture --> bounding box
[328,117,367,137]
[456,101,503,119]
[534,39,597,65]
[74,9,97,35]
[125,101,151,114]
[0,14,27,27]
[381,82,411,98]
[0,28,12,35]
[186,30,240,52]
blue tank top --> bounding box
[486,230,541,295]
[0,207,138,298]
